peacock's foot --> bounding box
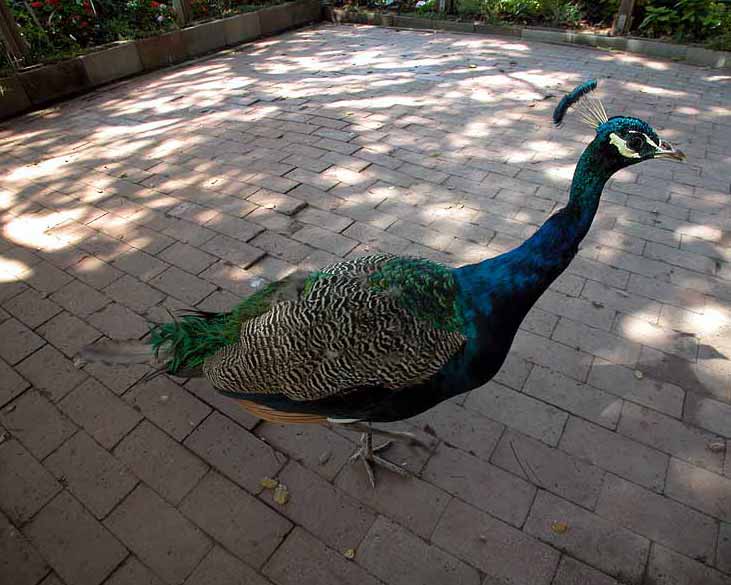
[336,422,436,451]
[349,432,410,488]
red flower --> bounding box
[30,1,42,7]
[80,20,89,27]
[151,0,160,6]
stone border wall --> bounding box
[326,8,730,71]
[0,0,322,122]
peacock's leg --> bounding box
[336,421,434,450]
[347,427,410,488]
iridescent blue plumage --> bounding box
[553,79,598,126]
[80,81,686,429]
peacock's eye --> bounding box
[626,134,645,151]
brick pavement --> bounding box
[1,22,730,585]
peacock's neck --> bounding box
[456,140,613,316]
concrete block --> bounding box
[687,47,730,68]
[290,0,322,25]
[594,35,628,51]
[392,16,434,30]
[18,59,90,106]
[522,27,570,44]
[474,23,522,36]
[182,19,227,58]
[224,12,261,46]
[80,41,142,87]
[626,37,688,60]
[435,20,474,33]
[136,30,186,70]
[258,3,294,36]
[0,75,31,121]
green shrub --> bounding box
[638,0,731,42]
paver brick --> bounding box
[249,231,313,264]
[718,523,731,574]
[103,275,165,312]
[3,288,61,329]
[184,412,285,493]
[104,557,164,585]
[149,267,216,305]
[0,440,60,524]
[409,399,504,462]
[666,458,731,522]
[465,381,567,446]
[359,515,480,585]
[492,430,605,509]
[60,378,142,449]
[125,376,210,441]
[523,365,622,429]
[184,546,273,585]
[588,358,685,418]
[0,390,76,459]
[618,402,725,473]
[560,416,669,492]
[647,543,731,585]
[263,527,382,585]
[114,420,206,505]
[423,443,535,527]
[25,491,126,585]
[38,312,100,358]
[0,318,45,365]
[552,557,620,585]
[260,461,375,551]
[292,225,358,256]
[684,393,731,438]
[50,280,109,318]
[184,378,259,430]
[596,474,717,561]
[105,485,211,585]
[45,431,137,519]
[180,471,291,568]
[434,498,560,585]
[525,490,650,583]
[0,510,48,585]
[256,422,352,481]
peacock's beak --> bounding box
[654,140,686,161]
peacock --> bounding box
[79,80,685,486]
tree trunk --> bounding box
[612,0,635,35]
[173,0,193,26]
[0,0,29,63]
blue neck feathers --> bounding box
[455,138,613,313]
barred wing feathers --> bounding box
[204,254,467,402]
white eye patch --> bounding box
[609,133,641,159]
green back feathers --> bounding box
[367,258,465,332]
[150,280,287,375]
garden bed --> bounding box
[0,0,322,121]
[326,7,730,69]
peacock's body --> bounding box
[80,80,685,484]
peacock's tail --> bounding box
[76,339,164,367]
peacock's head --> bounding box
[553,80,686,169]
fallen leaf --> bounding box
[551,521,569,534]
[273,483,289,505]
[633,370,644,380]
[260,477,279,490]
[344,548,356,560]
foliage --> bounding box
[7,0,177,64]
[575,0,617,25]
[189,0,272,20]
[637,0,731,42]
[451,0,581,25]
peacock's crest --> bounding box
[553,79,608,130]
